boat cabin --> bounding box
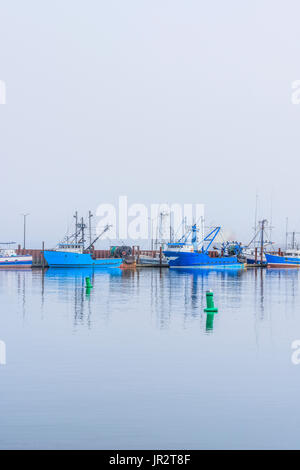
[165,242,194,253]
[57,243,84,253]
[284,250,300,258]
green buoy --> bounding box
[206,313,215,331]
[204,290,218,331]
[204,290,218,313]
[85,277,93,289]
[86,287,91,297]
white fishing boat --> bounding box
[138,254,169,266]
[0,243,32,268]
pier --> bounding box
[15,245,170,268]
[15,244,286,269]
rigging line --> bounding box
[218,229,226,244]
[246,226,262,248]
[61,214,76,243]
[173,218,185,241]
[65,213,78,241]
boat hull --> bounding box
[163,250,243,268]
[265,253,300,268]
[44,250,122,268]
[245,257,267,266]
[0,256,32,268]
[139,256,168,266]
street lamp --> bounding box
[21,213,29,249]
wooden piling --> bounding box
[137,246,140,264]
[42,241,45,270]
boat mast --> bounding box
[21,213,29,250]
[292,232,295,249]
[254,193,258,245]
[74,211,78,244]
[191,224,198,251]
[269,194,273,244]
[260,219,267,264]
[159,212,163,244]
[287,230,300,250]
[88,211,93,247]
[150,218,154,251]
[81,217,86,249]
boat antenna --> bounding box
[254,192,258,244]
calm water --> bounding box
[0,267,299,449]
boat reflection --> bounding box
[165,267,245,332]
[42,267,122,328]
[44,266,122,279]
[3,265,298,338]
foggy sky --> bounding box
[0,0,299,248]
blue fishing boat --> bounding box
[265,251,300,268]
[44,249,122,268]
[163,225,244,268]
[44,221,122,268]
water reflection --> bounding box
[151,267,245,331]
[0,266,299,337]
[44,267,122,329]
[1,267,300,450]
[206,313,215,332]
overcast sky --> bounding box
[0,0,299,248]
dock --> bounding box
[15,245,283,269]
[245,264,267,268]
[15,245,170,268]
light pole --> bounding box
[148,217,154,251]
[21,213,29,249]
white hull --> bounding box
[0,255,33,268]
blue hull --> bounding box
[246,258,267,266]
[265,253,300,267]
[163,250,243,268]
[44,251,122,268]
